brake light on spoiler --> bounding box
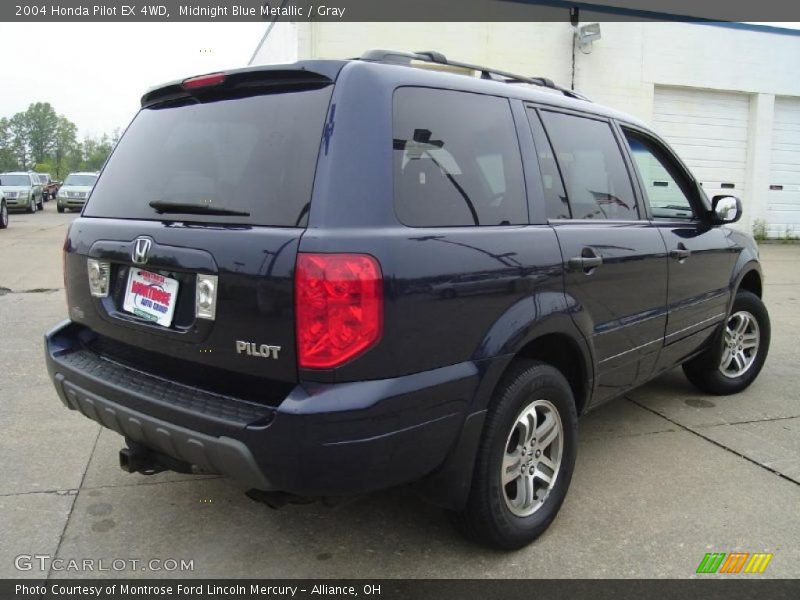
[182,72,226,90]
[295,253,383,369]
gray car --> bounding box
[56,172,98,213]
[0,172,43,213]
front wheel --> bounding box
[453,361,578,550]
[0,201,8,229]
[56,203,65,213]
[27,197,36,213]
[683,290,770,395]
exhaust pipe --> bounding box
[245,489,316,509]
[119,440,193,476]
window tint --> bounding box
[623,130,696,220]
[84,86,333,226]
[527,109,569,219]
[540,111,637,220]
[393,88,527,227]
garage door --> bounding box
[653,87,749,209]
[767,97,800,238]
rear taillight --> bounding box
[295,253,383,369]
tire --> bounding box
[682,290,770,395]
[37,197,44,210]
[27,196,36,213]
[0,201,8,229]
[453,360,578,550]
[57,203,65,213]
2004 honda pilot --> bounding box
[45,51,770,549]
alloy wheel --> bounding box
[719,310,760,378]
[501,398,564,517]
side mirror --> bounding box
[711,195,742,225]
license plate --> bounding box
[122,268,180,327]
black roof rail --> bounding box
[358,49,590,102]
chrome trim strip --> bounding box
[598,312,726,364]
[665,312,726,341]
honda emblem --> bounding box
[132,237,152,265]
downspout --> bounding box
[248,0,290,65]
[570,7,579,91]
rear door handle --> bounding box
[568,248,603,272]
[670,245,691,261]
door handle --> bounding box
[568,248,603,273]
[670,244,691,261]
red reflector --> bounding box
[182,72,226,90]
[295,253,383,369]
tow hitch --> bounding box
[119,440,194,476]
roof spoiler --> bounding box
[140,62,343,108]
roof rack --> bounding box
[358,49,590,102]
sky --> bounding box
[0,23,266,139]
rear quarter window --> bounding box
[392,87,528,227]
[83,86,333,227]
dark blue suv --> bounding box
[45,50,770,549]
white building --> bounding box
[251,21,800,238]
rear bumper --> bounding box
[45,320,480,496]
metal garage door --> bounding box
[653,87,750,209]
[767,97,800,238]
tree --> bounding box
[52,116,78,179]
[80,133,114,172]
[0,102,117,175]
[8,113,31,170]
[25,102,59,165]
[0,117,15,172]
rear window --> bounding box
[392,87,527,227]
[84,86,333,227]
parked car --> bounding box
[56,172,98,213]
[44,51,770,550]
[36,172,60,201]
[0,171,43,212]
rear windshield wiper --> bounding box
[148,200,250,217]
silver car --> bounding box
[57,172,98,213]
[0,172,43,213]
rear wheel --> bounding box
[0,201,8,228]
[453,361,578,550]
[683,290,770,395]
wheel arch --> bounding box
[737,266,763,299]
[416,301,595,511]
[510,332,592,416]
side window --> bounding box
[526,109,569,219]
[392,88,527,227]
[623,129,696,220]
[540,111,638,220]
